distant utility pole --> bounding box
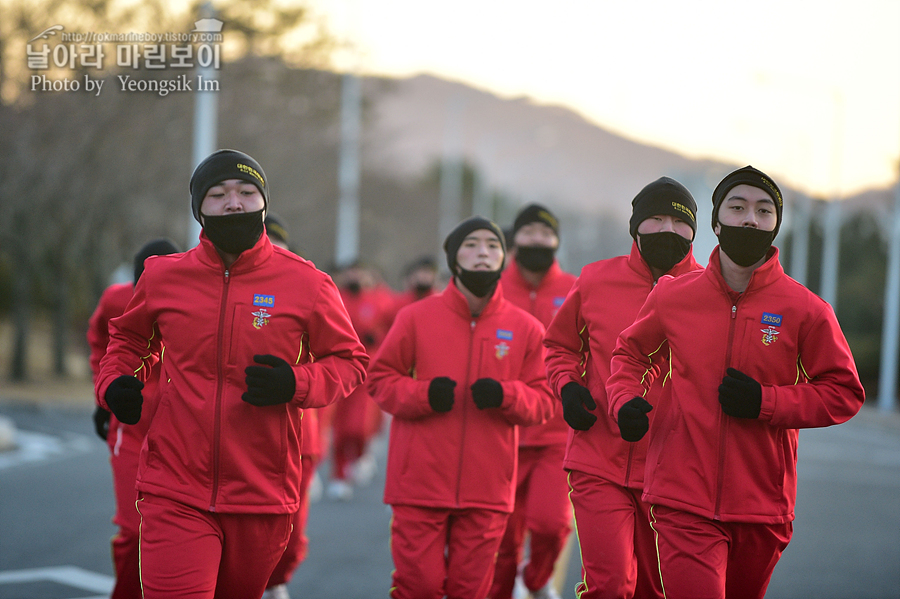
[878,168,900,413]
[789,193,810,287]
[471,169,491,221]
[819,90,845,309]
[335,73,362,268]
[438,94,465,272]
[471,136,497,220]
[819,199,841,309]
[190,2,218,249]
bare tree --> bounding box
[0,0,335,380]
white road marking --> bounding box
[0,565,113,596]
[0,430,94,470]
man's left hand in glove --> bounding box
[243,354,296,406]
[718,367,762,419]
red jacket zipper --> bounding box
[209,268,230,511]
[714,302,738,520]
[456,318,478,507]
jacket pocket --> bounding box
[475,336,514,383]
[228,304,303,368]
[228,304,252,366]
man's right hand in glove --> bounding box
[105,375,144,425]
[92,406,111,440]
[428,377,456,413]
[617,396,653,442]
[560,382,597,431]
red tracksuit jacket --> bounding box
[88,283,134,386]
[97,232,368,514]
[368,280,555,513]
[500,261,576,447]
[544,242,702,488]
[607,247,865,523]
[88,282,157,451]
[88,281,323,457]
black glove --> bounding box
[92,406,111,441]
[617,396,653,442]
[719,367,762,419]
[105,375,144,425]
[560,382,597,431]
[243,354,296,407]
[471,378,503,409]
[428,377,456,412]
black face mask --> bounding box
[413,282,433,295]
[344,280,362,296]
[202,209,265,255]
[515,246,556,272]
[638,232,691,272]
[456,268,502,298]
[717,224,775,267]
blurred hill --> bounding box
[2,56,897,392]
[4,56,895,295]
[366,73,736,223]
[361,73,740,269]
[360,72,899,273]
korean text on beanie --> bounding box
[190,149,269,223]
[512,203,560,237]
[443,216,507,273]
[711,165,783,237]
[629,177,698,240]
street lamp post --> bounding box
[189,2,218,249]
[878,169,900,413]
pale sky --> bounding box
[309,0,900,198]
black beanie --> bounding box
[443,216,507,273]
[264,212,289,246]
[629,177,698,240]
[404,255,437,277]
[512,203,560,238]
[190,149,268,223]
[133,238,180,283]
[711,165,783,238]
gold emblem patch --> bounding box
[761,326,779,346]
[252,308,271,329]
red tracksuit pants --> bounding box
[568,470,662,599]
[266,454,319,587]
[649,505,792,599]
[330,387,371,480]
[108,425,142,599]
[136,493,292,599]
[490,444,572,599]
[390,504,509,599]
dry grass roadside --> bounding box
[1,378,95,409]
[0,318,95,409]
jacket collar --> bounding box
[506,259,564,291]
[707,245,783,294]
[196,229,274,272]
[625,240,700,280]
[441,276,506,319]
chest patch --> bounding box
[761,312,782,326]
[253,294,275,308]
[252,308,271,329]
[760,312,782,346]
[495,341,510,359]
[760,326,779,346]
